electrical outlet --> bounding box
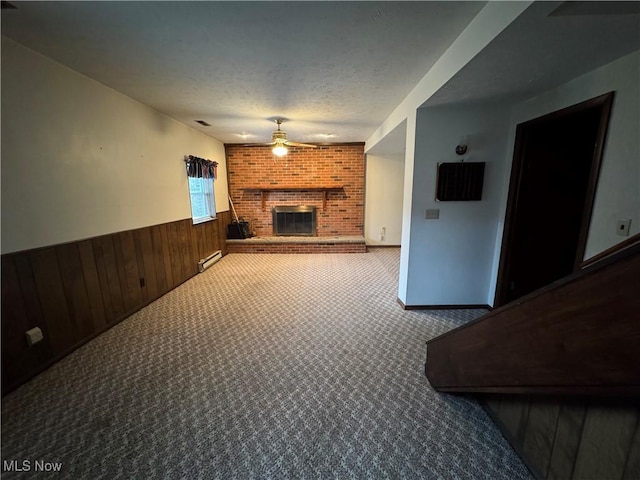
[425,209,440,220]
[617,218,631,236]
[380,226,386,241]
[25,327,43,347]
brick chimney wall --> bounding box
[225,144,365,237]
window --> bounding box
[184,154,217,224]
[188,176,216,223]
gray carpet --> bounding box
[1,250,532,479]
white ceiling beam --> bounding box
[365,1,533,153]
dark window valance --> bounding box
[185,155,218,179]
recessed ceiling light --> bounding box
[237,132,256,139]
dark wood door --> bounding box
[496,93,613,306]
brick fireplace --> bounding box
[225,143,365,253]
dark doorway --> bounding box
[495,92,614,307]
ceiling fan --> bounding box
[268,119,317,156]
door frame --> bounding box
[494,92,614,307]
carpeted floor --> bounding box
[1,249,532,479]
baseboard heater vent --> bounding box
[198,250,222,273]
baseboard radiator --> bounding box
[198,250,222,273]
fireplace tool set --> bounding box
[227,195,252,239]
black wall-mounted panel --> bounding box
[436,162,485,201]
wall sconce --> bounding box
[455,135,469,157]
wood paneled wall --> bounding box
[1,212,231,394]
[483,395,639,480]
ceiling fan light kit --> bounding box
[268,119,317,157]
[272,145,288,156]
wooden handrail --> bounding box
[425,239,640,396]
[580,232,640,268]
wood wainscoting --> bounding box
[1,211,231,394]
[482,395,639,480]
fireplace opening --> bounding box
[272,206,317,236]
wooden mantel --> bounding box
[242,186,344,211]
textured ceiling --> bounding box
[424,1,640,107]
[1,1,485,144]
[3,2,639,150]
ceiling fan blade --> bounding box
[239,141,276,146]
[285,141,317,148]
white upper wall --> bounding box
[364,154,404,246]
[1,38,229,254]
[405,102,512,306]
[403,50,639,307]
[504,50,640,260]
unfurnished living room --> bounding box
[1,2,639,479]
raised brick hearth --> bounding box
[226,235,366,254]
[225,143,365,253]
